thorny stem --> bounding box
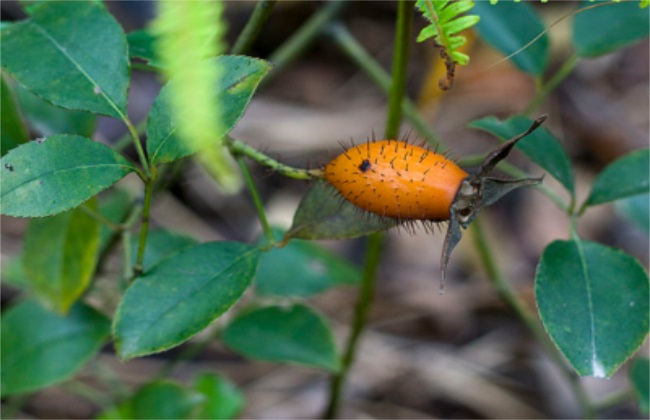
[523,54,579,117]
[324,2,413,418]
[326,22,442,145]
[471,217,596,419]
[237,156,274,246]
[230,0,277,55]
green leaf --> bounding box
[1,74,29,156]
[257,231,360,297]
[0,134,136,217]
[130,229,198,272]
[469,115,575,195]
[536,239,649,378]
[113,241,260,359]
[616,193,650,234]
[23,200,100,314]
[1,300,110,396]
[131,381,204,420]
[585,149,649,207]
[630,357,650,414]
[193,373,244,420]
[15,82,97,137]
[127,29,159,65]
[287,180,400,241]
[473,1,549,75]
[146,55,271,165]
[222,304,340,372]
[573,1,649,57]
[1,1,129,118]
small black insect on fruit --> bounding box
[358,159,371,173]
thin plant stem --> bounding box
[237,156,274,246]
[324,3,413,418]
[114,120,147,152]
[124,118,151,177]
[133,181,154,279]
[264,0,345,84]
[122,229,133,288]
[524,54,579,117]
[470,217,596,419]
[227,136,322,180]
[79,202,122,231]
[326,22,441,146]
[231,0,277,55]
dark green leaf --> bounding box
[1,75,28,156]
[585,149,649,206]
[257,231,360,297]
[127,29,159,66]
[616,193,650,234]
[573,1,649,57]
[1,1,129,118]
[473,1,549,75]
[194,373,244,420]
[469,115,575,195]
[223,304,340,371]
[131,229,198,272]
[1,300,110,396]
[0,134,136,217]
[146,55,271,165]
[16,82,96,137]
[113,241,260,359]
[132,381,204,420]
[23,200,100,313]
[287,180,400,240]
[630,357,650,414]
[536,239,649,378]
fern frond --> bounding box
[415,0,479,90]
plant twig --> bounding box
[237,156,274,246]
[231,0,277,55]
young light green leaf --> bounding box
[223,304,340,372]
[1,75,28,156]
[473,1,549,75]
[286,180,400,241]
[536,239,649,378]
[257,231,360,297]
[130,229,198,272]
[469,115,575,195]
[573,1,649,57]
[585,149,649,207]
[1,1,130,118]
[146,55,271,165]
[194,373,244,420]
[0,135,136,218]
[1,300,110,396]
[23,200,100,314]
[630,358,650,414]
[113,241,260,359]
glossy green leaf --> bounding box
[1,74,28,156]
[1,300,110,396]
[616,193,649,234]
[257,231,360,297]
[630,357,650,414]
[472,1,549,75]
[223,304,340,372]
[130,229,198,272]
[127,29,159,65]
[573,1,650,57]
[469,115,575,195]
[0,134,136,217]
[114,241,260,359]
[146,55,270,165]
[132,381,204,419]
[536,239,649,378]
[1,1,129,119]
[585,149,649,206]
[23,200,100,313]
[16,82,96,137]
[194,373,244,419]
[287,180,400,241]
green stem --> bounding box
[326,22,441,145]
[264,0,345,84]
[471,217,596,419]
[237,156,274,245]
[231,0,277,55]
[79,202,122,231]
[132,181,154,279]
[524,54,579,117]
[114,120,147,152]
[124,118,151,177]
[227,136,322,180]
[324,3,413,418]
